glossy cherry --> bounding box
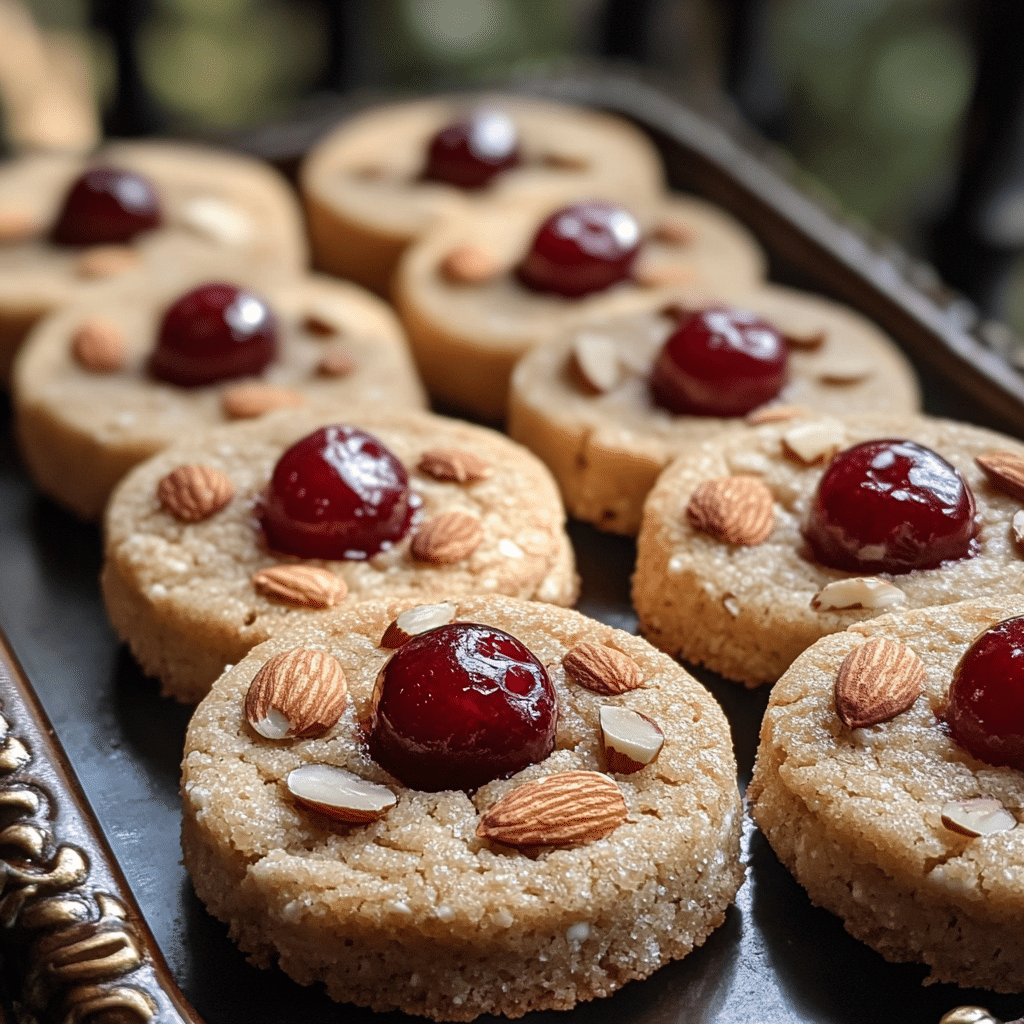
[51,166,161,245]
[947,616,1024,770]
[259,425,416,560]
[368,621,557,791]
[650,307,788,416]
[802,438,979,575]
[516,201,640,298]
[421,108,520,189]
[148,283,276,387]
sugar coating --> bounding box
[508,283,921,535]
[102,409,578,703]
[749,597,1024,991]
[633,412,1024,686]
[181,595,743,1020]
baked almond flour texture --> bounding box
[180,595,743,1021]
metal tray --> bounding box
[2,71,1023,1024]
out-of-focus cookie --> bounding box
[181,594,743,1020]
[633,412,1024,686]
[509,283,921,535]
[102,409,579,703]
[299,94,666,296]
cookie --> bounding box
[0,141,308,381]
[632,412,1024,686]
[393,195,767,422]
[180,594,743,1020]
[300,94,665,295]
[102,409,579,703]
[508,283,921,534]
[748,597,1024,991]
[13,273,425,520]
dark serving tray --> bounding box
[1,70,1023,1024]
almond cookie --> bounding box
[0,141,308,381]
[633,412,1024,686]
[749,597,1024,991]
[393,194,767,423]
[508,283,921,534]
[13,272,425,520]
[102,409,578,703]
[300,94,665,295]
[180,594,743,1020]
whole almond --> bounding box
[440,245,498,284]
[541,152,588,171]
[417,448,493,484]
[286,764,395,823]
[76,245,140,279]
[410,510,483,564]
[72,320,128,373]
[783,329,826,350]
[304,312,340,337]
[834,637,925,729]
[0,207,37,242]
[562,642,643,695]
[380,601,457,648]
[976,451,1024,503]
[156,464,235,522]
[571,332,621,393]
[317,347,356,377]
[652,221,693,245]
[253,565,348,609]
[221,383,305,419]
[245,647,347,739]
[686,476,774,545]
[476,771,627,847]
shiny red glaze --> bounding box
[947,616,1024,770]
[650,307,788,416]
[368,621,557,791]
[516,201,640,298]
[148,283,276,387]
[421,109,520,189]
[51,166,161,245]
[802,438,979,574]
[259,425,416,560]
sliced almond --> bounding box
[599,705,664,774]
[652,221,693,245]
[76,245,140,279]
[287,764,395,823]
[1013,509,1024,550]
[221,383,305,419]
[476,771,627,847]
[246,647,348,739]
[440,245,499,284]
[417,448,494,484]
[317,346,356,377]
[782,420,845,464]
[156,463,235,522]
[541,153,588,171]
[180,196,252,247]
[938,1008,1001,1024]
[410,510,483,564]
[976,450,1024,502]
[0,207,37,242]
[562,642,643,695]
[71,320,127,373]
[686,476,774,546]
[253,565,347,609]
[811,576,906,612]
[380,602,457,648]
[304,311,340,337]
[940,797,1017,838]
[817,357,873,384]
[783,329,826,350]
[571,332,621,393]
[746,405,808,425]
[632,262,693,288]
[834,637,924,729]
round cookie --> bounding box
[300,94,666,296]
[508,283,921,535]
[102,408,578,703]
[632,411,1024,687]
[748,597,1024,991]
[180,594,744,1020]
[0,141,308,381]
[13,273,426,520]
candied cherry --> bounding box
[947,616,1024,770]
[421,108,520,189]
[650,307,788,416]
[51,166,161,245]
[516,201,640,298]
[368,621,557,791]
[148,283,276,387]
[259,425,416,560]
[802,438,979,575]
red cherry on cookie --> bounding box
[947,616,1024,771]
[516,201,640,298]
[650,307,788,416]
[148,283,277,387]
[51,166,161,245]
[369,621,557,791]
[422,109,520,189]
[802,438,979,575]
[259,425,417,560]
